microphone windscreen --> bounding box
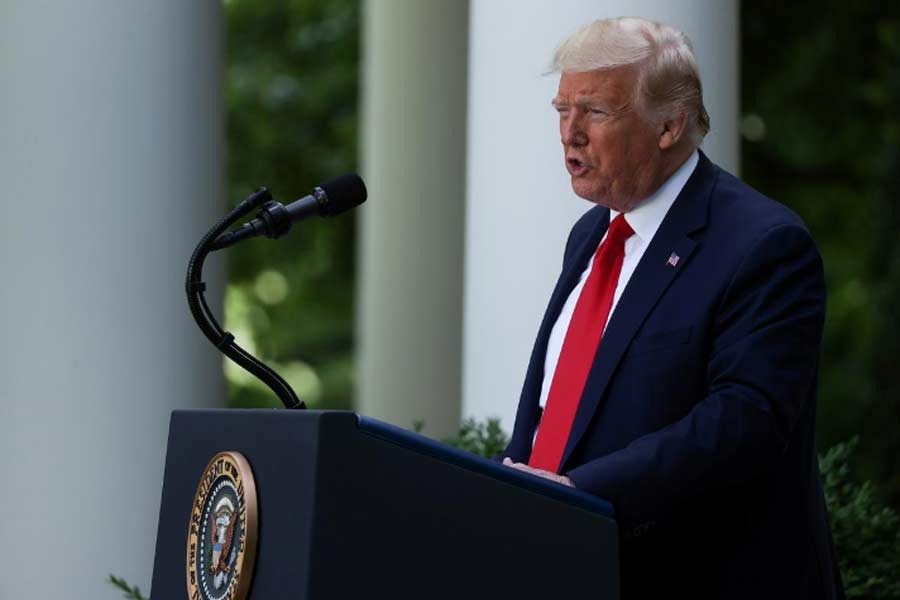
[319,173,367,216]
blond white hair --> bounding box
[551,17,710,146]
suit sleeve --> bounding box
[564,223,827,529]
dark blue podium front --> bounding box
[150,410,619,599]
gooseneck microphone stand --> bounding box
[185,187,304,410]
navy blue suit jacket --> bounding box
[506,153,844,599]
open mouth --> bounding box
[567,156,590,174]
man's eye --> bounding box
[589,108,608,115]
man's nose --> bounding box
[561,114,587,147]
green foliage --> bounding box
[442,417,510,459]
[742,2,900,506]
[821,438,900,599]
[223,0,360,410]
[107,574,148,600]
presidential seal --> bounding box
[187,451,258,600]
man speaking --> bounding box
[500,17,844,599]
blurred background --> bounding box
[1,0,898,597]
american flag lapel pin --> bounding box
[666,252,680,268]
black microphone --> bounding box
[210,173,367,250]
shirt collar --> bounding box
[609,150,699,244]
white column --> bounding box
[463,0,739,431]
[0,2,224,597]
[357,0,469,438]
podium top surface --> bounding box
[173,409,616,516]
[167,409,615,518]
[354,413,614,517]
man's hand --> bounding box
[503,457,575,487]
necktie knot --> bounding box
[607,214,634,245]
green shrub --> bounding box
[441,417,510,459]
[820,438,900,599]
[107,574,147,600]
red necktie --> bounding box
[529,214,634,472]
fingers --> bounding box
[501,459,573,487]
[507,461,545,477]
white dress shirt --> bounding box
[535,151,699,435]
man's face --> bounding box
[553,67,664,212]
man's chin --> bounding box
[571,182,610,207]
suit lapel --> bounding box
[560,152,718,469]
[509,210,610,460]
[541,211,612,351]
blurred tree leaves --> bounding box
[742,3,900,506]
[223,0,359,410]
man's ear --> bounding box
[658,112,688,150]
